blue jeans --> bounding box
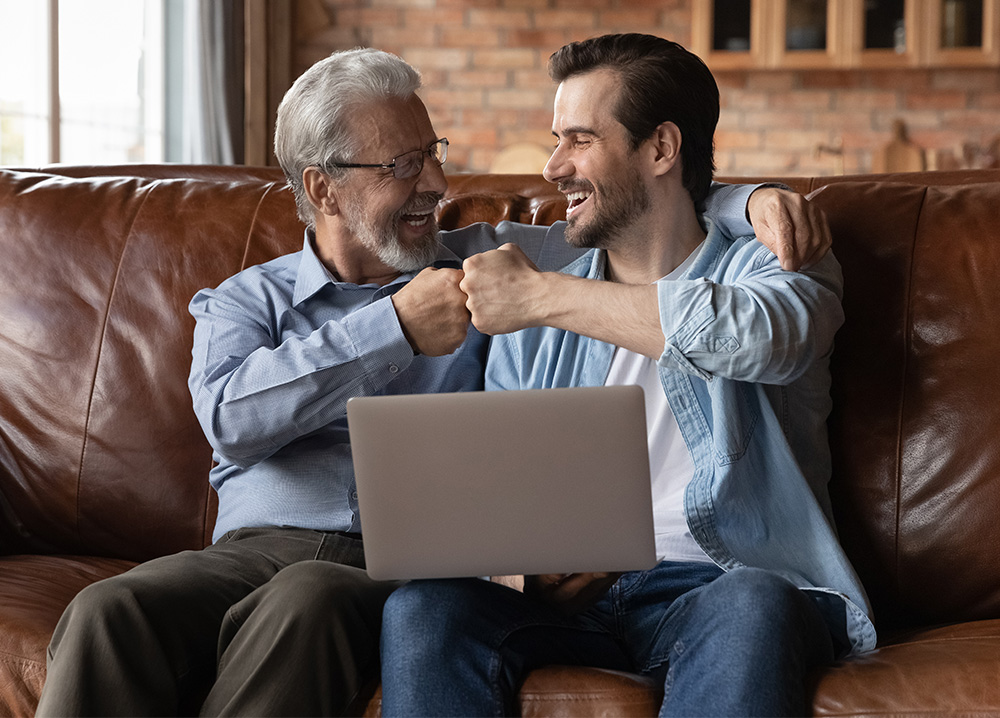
[380,562,835,717]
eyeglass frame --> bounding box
[323,138,449,180]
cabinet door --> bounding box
[924,0,1000,65]
[845,0,920,67]
[772,0,845,67]
[691,0,1000,68]
[692,0,767,69]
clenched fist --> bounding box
[461,244,550,335]
[391,267,471,356]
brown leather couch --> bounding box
[2,165,1000,717]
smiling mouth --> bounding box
[565,190,593,218]
[400,206,436,228]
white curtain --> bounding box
[181,0,242,163]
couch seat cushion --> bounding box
[0,555,136,716]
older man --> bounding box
[380,34,875,717]
[37,47,827,716]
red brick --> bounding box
[740,110,811,131]
[402,48,469,71]
[800,70,865,90]
[370,26,436,49]
[463,107,524,128]
[973,92,1000,109]
[904,90,969,111]
[512,68,554,90]
[763,129,835,151]
[435,0,501,7]
[598,9,662,31]
[931,69,1000,93]
[440,27,502,48]
[332,7,401,27]
[421,87,485,109]
[487,88,549,110]
[468,8,532,28]
[939,109,1000,130]
[467,147,495,173]
[497,127,556,150]
[719,89,771,111]
[769,90,834,111]
[448,69,510,88]
[714,71,750,89]
[506,28,569,49]
[878,109,949,131]
[403,8,465,27]
[811,111,876,131]
[534,10,598,29]
[502,0,550,8]
[866,69,931,91]
[418,69,448,88]
[837,129,890,149]
[834,90,899,111]
[471,48,539,70]
[728,150,799,175]
[553,0,607,8]
[745,72,797,92]
[308,27,368,50]
[369,0,434,7]
[714,129,763,150]
[442,126,500,149]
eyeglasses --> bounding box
[327,138,448,180]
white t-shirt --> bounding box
[604,242,711,563]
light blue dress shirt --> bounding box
[187,184,758,541]
[484,221,877,655]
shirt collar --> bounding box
[291,229,464,306]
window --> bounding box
[0,0,168,166]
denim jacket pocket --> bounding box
[710,381,760,465]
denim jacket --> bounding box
[485,220,877,656]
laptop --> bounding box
[346,385,657,581]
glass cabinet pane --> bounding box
[786,0,827,50]
[713,0,752,52]
[864,0,906,51]
[941,0,983,47]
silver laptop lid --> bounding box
[347,385,656,581]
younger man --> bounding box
[380,34,875,717]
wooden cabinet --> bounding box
[691,0,1000,69]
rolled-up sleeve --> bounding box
[657,243,844,385]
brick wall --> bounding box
[293,0,1000,177]
[716,68,1000,176]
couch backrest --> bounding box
[805,177,1000,630]
[0,169,299,559]
[1,166,999,633]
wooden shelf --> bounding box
[692,0,1000,70]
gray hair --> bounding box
[274,48,422,228]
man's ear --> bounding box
[302,166,341,217]
[649,121,683,178]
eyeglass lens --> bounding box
[394,139,448,179]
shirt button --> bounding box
[388,363,399,374]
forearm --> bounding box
[532,272,664,360]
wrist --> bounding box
[532,271,576,328]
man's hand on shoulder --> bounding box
[391,267,470,356]
[461,243,552,335]
[747,187,832,271]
